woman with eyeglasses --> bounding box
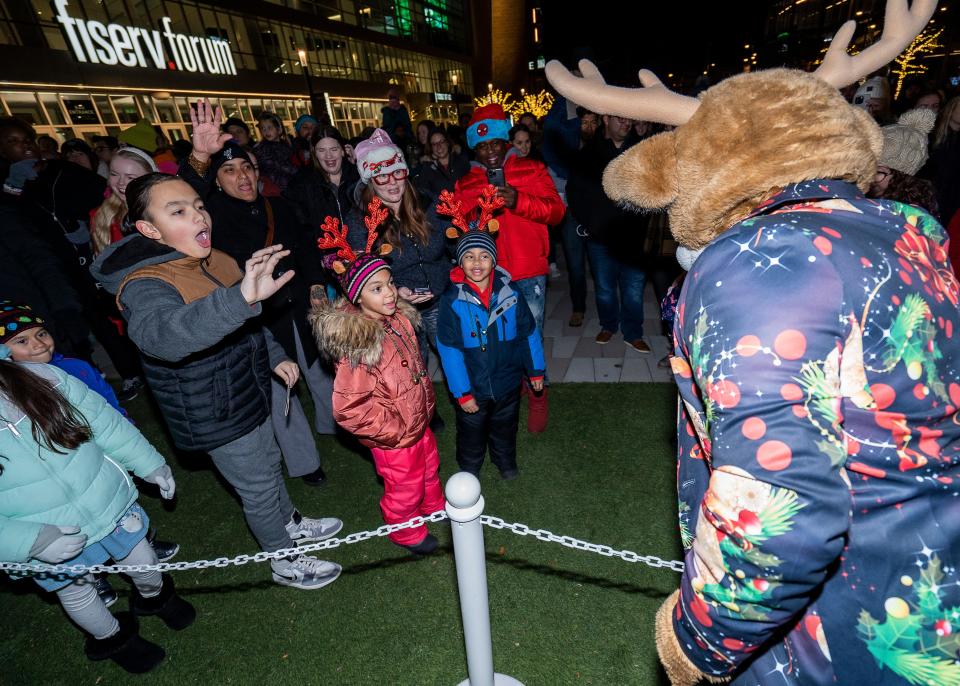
[345,129,450,429]
[179,99,334,487]
[414,129,471,203]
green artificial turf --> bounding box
[1,383,681,685]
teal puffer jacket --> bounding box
[0,363,166,563]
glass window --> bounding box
[38,93,66,125]
[93,95,116,124]
[153,97,180,124]
[3,92,46,126]
[111,95,142,124]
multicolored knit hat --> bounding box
[0,302,45,343]
[354,128,407,183]
[466,104,511,149]
[436,185,505,264]
[318,198,394,304]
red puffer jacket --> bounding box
[454,155,564,281]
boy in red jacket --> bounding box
[454,104,563,432]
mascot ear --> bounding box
[602,131,678,210]
[332,261,346,275]
[445,227,460,239]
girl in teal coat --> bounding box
[0,345,194,673]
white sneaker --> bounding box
[271,555,341,590]
[285,511,343,545]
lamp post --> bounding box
[451,73,461,121]
[298,49,318,117]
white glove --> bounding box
[145,464,176,500]
[33,526,87,563]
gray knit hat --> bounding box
[878,108,936,176]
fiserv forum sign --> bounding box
[54,0,237,75]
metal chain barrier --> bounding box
[481,516,685,573]
[0,511,683,576]
[0,511,450,576]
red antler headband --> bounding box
[436,185,505,240]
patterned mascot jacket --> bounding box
[671,179,960,685]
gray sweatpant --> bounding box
[265,322,336,477]
[208,421,296,553]
[56,537,161,639]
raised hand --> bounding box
[190,98,232,161]
[240,245,296,305]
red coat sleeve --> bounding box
[513,162,564,226]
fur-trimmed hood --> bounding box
[602,69,882,249]
[310,297,421,368]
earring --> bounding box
[216,182,222,190]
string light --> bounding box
[891,27,944,99]
[509,90,555,118]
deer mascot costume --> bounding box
[549,2,960,684]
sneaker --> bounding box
[399,533,439,555]
[301,466,327,487]
[500,468,520,481]
[595,330,614,344]
[271,555,341,590]
[118,377,143,402]
[150,539,180,563]
[627,339,652,354]
[568,312,584,327]
[285,510,343,545]
[549,263,562,279]
[94,575,118,608]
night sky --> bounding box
[540,1,773,90]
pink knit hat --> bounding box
[354,128,407,183]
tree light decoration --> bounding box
[473,89,516,113]
[891,27,943,99]
[509,90,555,118]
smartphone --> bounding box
[412,287,432,296]
[486,167,505,187]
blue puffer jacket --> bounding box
[436,266,545,402]
[0,363,165,564]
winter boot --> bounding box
[399,533,439,556]
[84,611,165,674]
[130,574,196,631]
[527,387,549,433]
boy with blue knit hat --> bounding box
[435,188,545,479]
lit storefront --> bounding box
[0,0,476,143]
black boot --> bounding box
[84,611,165,674]
[131,574,196,631]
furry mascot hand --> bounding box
[656,590,728,686]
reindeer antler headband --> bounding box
[317,197,394,303]
[437,185,506,264]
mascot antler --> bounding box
[317,217,355,263]
[545,59,700,127]
[814,0,937,88]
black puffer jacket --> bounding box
[91,235,271,452]
[414,153,471,203]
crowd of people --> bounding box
[0,61,959,676]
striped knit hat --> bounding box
[456,231,497,265]
[318,199,393,304]
[0,302,45,343]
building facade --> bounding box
[0,0,478,142]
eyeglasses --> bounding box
[372,168,408,185]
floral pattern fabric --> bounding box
[671,179,960,685]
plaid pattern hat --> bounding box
[318,198,394,304]
[436,186,505,265]
[0,302,45,343]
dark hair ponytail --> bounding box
[122,172,177,233]
[0,360,91,460]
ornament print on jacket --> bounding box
[672,179,960,685]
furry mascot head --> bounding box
[546,0,934,250]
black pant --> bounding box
[455,389,521,476]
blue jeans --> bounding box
[513,275,547,334]
[586,241,647,340]
[561,211,588,313]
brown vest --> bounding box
[116,249,243,310]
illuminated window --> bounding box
[425,0,449,30]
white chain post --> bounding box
[445,473,523,686]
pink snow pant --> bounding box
[370,428,444,545]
